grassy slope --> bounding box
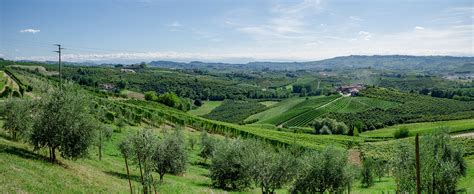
[244,97,306,123]
[0,123,270,193]
[360,119,474,138]
[188,101,222,116]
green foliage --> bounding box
[144,91,158,101]
[310,118,348,135]
[393,127,409,139]
[153,128,188,182]
[30,86,95,161]
[291,146,350,193]
[121,128,157,193]
[360,158,375,188]
[266,95,339,126]
[392,131,467,193]
[198,131,217,163]
[204,100,266,123]
[327,87,474,131]
[209,139,253,190]
[3,98,35,140]
[248,141,298,193]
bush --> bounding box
[311,118,348,135]
[393,127,409,139]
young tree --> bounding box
[291,146,349,193]
[391,131,466,193]
[122,128,158,193]
[95,124,113,160]
[3,98,35,140]
[188,136,197,150]
[360,157,375,188]
[199,131,216,163]
[30,86,95,162]
[119,138,133,193]
[152,129,188,183]
[373,159,387,181]
[420,132,466,193]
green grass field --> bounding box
[360,119,474,138]
[188,101,222,116]
[244,97,307,123]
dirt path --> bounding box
[452,131,474,138]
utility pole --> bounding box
[53,44,64,90]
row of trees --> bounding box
[2,85,100,162]
[196,131,358,193]
[144,91,192,111]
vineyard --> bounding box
[93,97,368,150]
[262,95,341,125]
[327,87,474,130]
[280,96,399,127]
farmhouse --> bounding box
[337,84,364,96]
[120,68,136,73]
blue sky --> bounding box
[1,0,473,63]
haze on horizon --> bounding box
[0,0,473,63]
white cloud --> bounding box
[414,26,425,30]
[19,28,40,34]
[358,31,372,40]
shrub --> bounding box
[393,127,409,139]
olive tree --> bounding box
[152,129,188,183]
[3,98,35,140]
[30,86,95,162]
[120,128,158,193]
[199,131,216,163]
[291,146,350,193]
[248,141,298,194]
[209,139,253,190]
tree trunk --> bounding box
[159,173,164,183]
[49,147,52,162]
[99,132,102,160]
[151,174,157,194]
[124,154,133,194]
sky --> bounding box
[0,0,473,63]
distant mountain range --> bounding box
[148,55,474,73]
[15,55,474,73]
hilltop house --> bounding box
[337,84,364,96]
